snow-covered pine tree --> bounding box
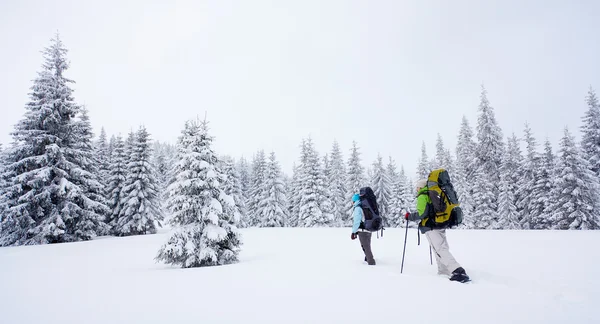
[106,135,127,231]
[455,116,477,228]
[0,34,106,246]
[256,152,288,227]
[115,126,163,236]
[153,141,176,201]
[371,154,392,220]
[328,140,347,227]
[73,107,110,235]
[221,157,246,228]
[237,157,251,201]
[496,134,522,230]
[156,119,242,268]
[345,141,366,224]
[516,123,540,229]
[0,143,7,225]
[548,128,600,230]
[298,138,334,227]
[534,139,557,229]
[389,165,413,228]
[417,142,430,180]
[247,150,267,227]
[287,163,301,227]
[434,134,453,172]
[124,130,136,165]
[95,127,111,191]
[580,87,600,178]
[472,86,504,229]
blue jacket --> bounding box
[351,201,364,233]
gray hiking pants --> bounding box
[425,229,461,275]
[358,232,375,265]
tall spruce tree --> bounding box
[74,107,110,234]
[434,134,454,172]
[371,154,392,220]
[248,150,267,226]
[298,139,334,227]
[115,127,163,236]
[0,144,7,228]
[106,135,127,231]
[156,119,242,268]
[328,140,347,226]
[455,116,477,228]
[287,163,301,227]
[548,128,600,230]
[256,152,288,227]
[534,139,557,229]
[95,127,111,191]
[516,123,539,229]
[472,86,504,229]
[345,141,366,224]
[417,142,430,180]
[580,87,600,178]
[0,34,106,245]
[388,162,412,227]
[496,134,522,229]
[221,157,246,228]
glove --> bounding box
[405,212,410,220]
[351,233,357,240]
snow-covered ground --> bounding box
[0,228,597,324]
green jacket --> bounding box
[408,187,434,233]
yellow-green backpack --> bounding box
[420,168,463,228]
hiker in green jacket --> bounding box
[405,179,470,283]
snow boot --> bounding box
[358,232,376,265]
[449,267,470,283]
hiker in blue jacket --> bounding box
[350,193,376,265]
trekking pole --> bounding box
[429,246,433,265]
[400,218,410,273]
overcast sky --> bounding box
[1,0,599,177]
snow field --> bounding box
[0,228,598,324]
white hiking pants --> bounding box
[425,229,461,275]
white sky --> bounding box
[1,0,599,178]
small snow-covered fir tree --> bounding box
[0,34,107,246]
[153,141,176,201]
[515,123,539,229]
[417,142,430,180]
[327,140,347,226]
[548,128,600,230]
[287,163,301,227]
[237,157,251,198]
[472,86,504,229]
[105,135,127,231]
[455,116,477,228]
[433,134,454,172]
[115,126,163,236]
[221,157,246,228]
[156,119,242,268]
[73,107,110,235]
[496,134,522,230]
[345,141,366,224]
[534,139,557,229]
[580,87,600,178]
[247,150,267,226]
[256,152,288,227]
[371,154,392,220]
[0,144,7,226]
[95,127,111,190]
[298,139,334,227]
[388,163,412,227]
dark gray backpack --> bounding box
[359,187,383,233]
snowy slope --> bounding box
[0,228,597,324]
